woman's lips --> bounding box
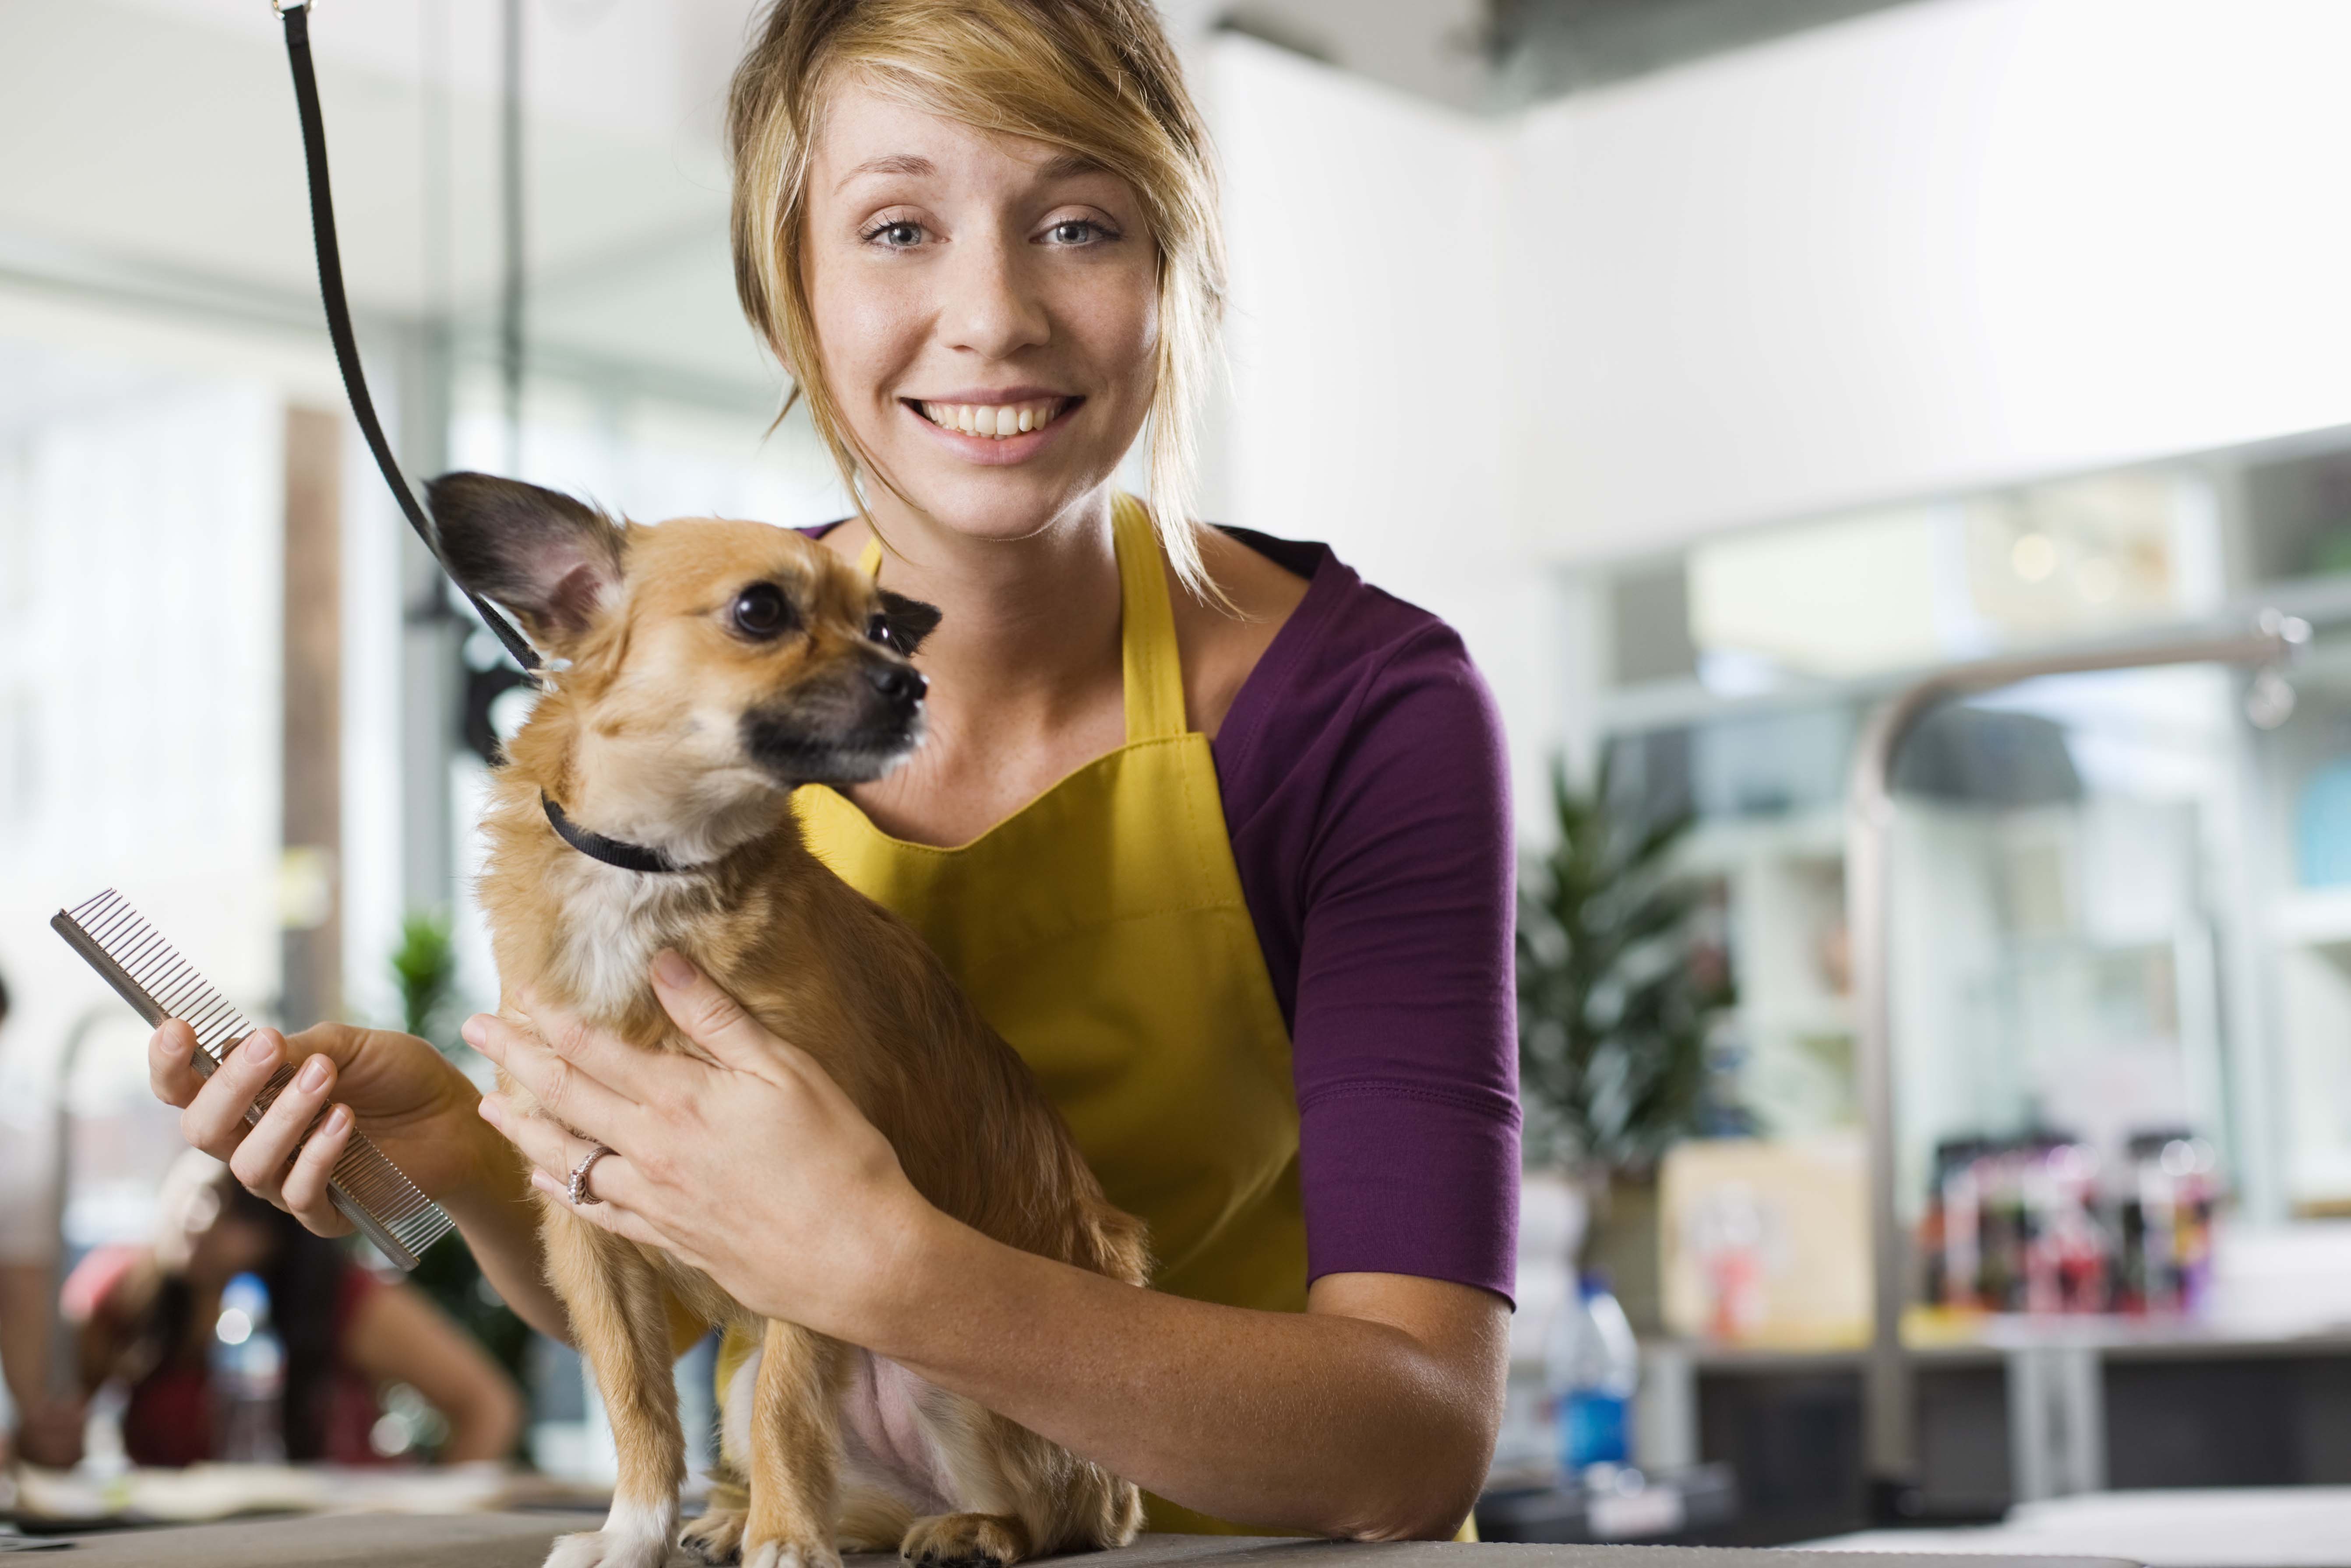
[900,395,1082,464]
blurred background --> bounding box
[6,0,2351,1555]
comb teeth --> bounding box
[53,889,456,1272]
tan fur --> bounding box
[474,514,1147,1568]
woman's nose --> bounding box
[940,235,1050,359]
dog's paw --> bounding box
[898,1513,1030,1568]
[680,1506,746,1565]
[739,1537,842,1568]
[544,1504,679,1568]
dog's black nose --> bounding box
[868,662,927,705]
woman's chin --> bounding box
[885,463,1127,543]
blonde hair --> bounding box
[728,0,1227,598]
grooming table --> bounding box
[4,1513,2139,1567]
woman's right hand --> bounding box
[148,1021,514,1240]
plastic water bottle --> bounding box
[1546,1271,1638,1476]
[210,1272,286,1463]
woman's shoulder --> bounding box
[1211,527,1503,796]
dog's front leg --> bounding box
[743,1319,851,1568]
[544,1220,686,1568]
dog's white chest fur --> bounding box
[545,854,703,1019]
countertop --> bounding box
[2,1513,2140,1568]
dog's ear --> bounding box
[877,589,943,657]
[425,472,623,645]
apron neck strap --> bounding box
[1112,493,1186,743]
[853,497,1187,743]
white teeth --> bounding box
[916,398,1063,439]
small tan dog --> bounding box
[428,473,1147,1568]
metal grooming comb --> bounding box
[51,889,455,1271]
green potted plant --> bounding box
[1517,754,1739,1329]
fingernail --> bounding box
[327,1104,351,1134]
[243,1031,278,1065]
[298,1055,330,1092]
[478,1097,504,1129]
[160,1028,188,1057]
[654,950,694,988]
[461,1015,487,1047]
[530,1171,561,1198]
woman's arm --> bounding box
[883,1230,1506,1539]
[469,968,1507,1539]
[342,1280,526,1463]
[145,1021,574,1345]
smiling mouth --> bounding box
[906,396,1077,439]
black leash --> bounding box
[276,0,545,682]
[280,0,700,877]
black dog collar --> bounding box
[542,795,685,875]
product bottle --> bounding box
[210,1271,286,1464]
[1545,1271,1639,1476]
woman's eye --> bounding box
[866,220,924,248]
[732,583,794,639]
[1045,219,1104,245]
[866,612,896,649]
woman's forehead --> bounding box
[813,79,1118,198]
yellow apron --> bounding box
[718,495,1304,1533]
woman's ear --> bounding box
[425,472,624,646]
[877,589,943,657]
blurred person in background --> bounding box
[0,965,85,1470]
[63,1149,522,1467]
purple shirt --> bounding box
[1212,530,1519,1306]
[810,524,1522,1305]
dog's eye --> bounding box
[731,583,793,640]
[866,612,896,650]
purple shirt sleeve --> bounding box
[1213,533,1522,1305]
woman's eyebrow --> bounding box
[1035,152,1107,180]
[839,153,935,190]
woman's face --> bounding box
[801,78,1160,542]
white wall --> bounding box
[1512,0,2351,560]
[1209,36,1568,838]
[1205,0,2351,825]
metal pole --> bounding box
[1848,613,2306,1510]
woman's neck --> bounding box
[861,486,1125,724]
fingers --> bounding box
[224,1047,355,1234]
[277,1101,356,1234]
[525,1166,666,1247]
[148,1021,208,1108]
[176,1028,287,1161]
[650,951,785,1074]
[463,1011,638,1138]
[478,1095,659,1251]
[477,1092,623,1195]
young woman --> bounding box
[66,1152,522,1467]
[148,0,1517,1539]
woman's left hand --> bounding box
[465,951,934,1339]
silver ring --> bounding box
[567,1143,614,1206]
